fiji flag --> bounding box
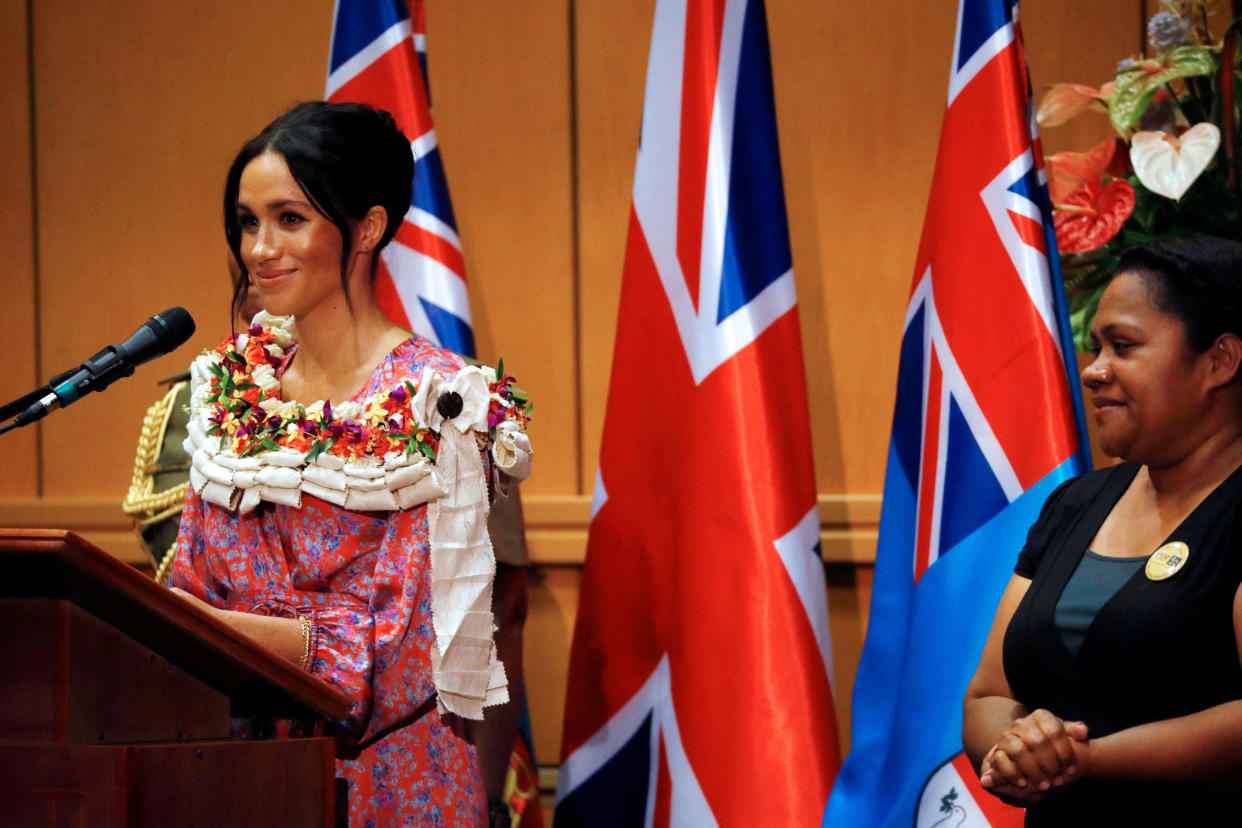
[556,1,840,825]
[325,0,475,357]
[821,1,1090,826]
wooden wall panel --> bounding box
[768,0,958,495]
[0,0,38,497]
[424,1,577,497]
[574,0,656,498]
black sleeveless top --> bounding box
[1004,462,1242,826]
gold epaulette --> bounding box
[123,379,191,583]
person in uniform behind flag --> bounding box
[165,101,532,827]
[963,236,1242,825]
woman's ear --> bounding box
[1208,333,1242,388]
[356,205,388,252]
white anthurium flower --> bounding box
[412,365,441,429]
[1130,123,1220,200]
[437,367,490,434]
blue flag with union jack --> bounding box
[556,1,839,825]
[821,1,1090,826]
[326,0,475,357]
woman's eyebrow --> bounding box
[236,199,312,211]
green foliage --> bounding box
[1110,47,1216,134]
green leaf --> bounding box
[235,381,258,390]
[296,404,306,419]
[496,357,505,380]
[417,440,437,461]
[306,438,335,463]
[205,424,222,437]
[207,361,226,380]
[260,438,280,451]
[224,350,246,364]
[1110,47,1217,134]
[525,401,534,418]
[391,432,412,441]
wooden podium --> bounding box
[0,529,353,827]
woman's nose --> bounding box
[249,223,279,262]
[1081,354,1111,388]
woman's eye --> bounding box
[280,211,307,226]
[237,214,258,230]
[1111,341,1133,354]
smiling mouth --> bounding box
[253,270,293,285]
[1092,400,1124,417]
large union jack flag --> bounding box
[556,1,839,825]
[821,1,1090,826]
[326,0,475,357]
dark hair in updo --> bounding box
[223,101,413,319]
[1116,235,1242,353]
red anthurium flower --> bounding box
[1053,173,1136,253]
[1047,138,1123,204]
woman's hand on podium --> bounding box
[169,587,307,666]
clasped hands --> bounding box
[980,709,1089,805]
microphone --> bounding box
[6,307,196,430]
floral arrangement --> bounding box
[201,319,531,463]
[1038,0,1242,349]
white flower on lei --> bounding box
[491,420,532,481]
[334,400,363,422]
[251,310,297,349]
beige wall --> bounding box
[1,0,1150,766]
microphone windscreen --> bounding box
[148,307,196,353]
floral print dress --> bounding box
[170,336,486,828]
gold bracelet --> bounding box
[298,614,313,671]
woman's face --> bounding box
[235,151,345,320]
[1082,270,1211,463]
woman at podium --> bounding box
[165,101,532,827]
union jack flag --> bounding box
[821,1,1089,826]
[326,0,475,357]
[556,1,839,825]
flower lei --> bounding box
[201,317,531,465]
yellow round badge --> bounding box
[1146,542,1189,581]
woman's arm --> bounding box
[171,586,306,666]
[1082,699,1242,789]
[1063,582,1242,790]
[963,575,1034,769]
[964,575,1088,803]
